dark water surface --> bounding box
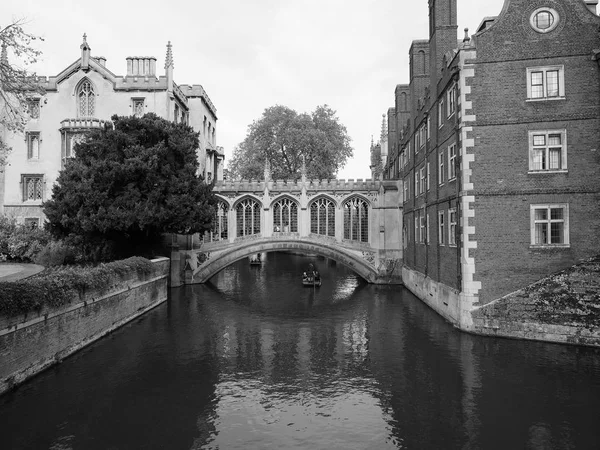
[1,252,600,449]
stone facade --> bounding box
[0,36,223,225]
[384,0,600,329]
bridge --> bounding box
[169,169,404,286]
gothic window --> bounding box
[236,198,261,237]
[61,132,85,168]
[343,197,369,242]
[310,197,335,237]
[213,201,229,240]
[273,197,298,232]
[77,80,95,117]
[27,98,40,119]
[21,174,44,201]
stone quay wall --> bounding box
[0,257,169,396]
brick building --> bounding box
[383,0,600,328]
[0,35,223,226]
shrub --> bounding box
[33,240,78,267]
[0,217,52,262]
[0,256,155,317]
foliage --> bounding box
[43,113,217,260]
[0,256,155,316]
[33,240,78,266]
[228,105,353,180]
[0,216,52,262]
[0,19,45,169]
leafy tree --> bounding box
[0,19,45,169]
[228,104,353,180]
[43,114,217,260]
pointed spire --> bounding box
[0,40,8,67]
[380,114,388,142]
[80,33,91,71]
[264,159,271,182]
[165,41,174,69]
[301,155,307,183]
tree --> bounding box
[43,114,217,260]
[228,104,353,180]
[0,19,45,169]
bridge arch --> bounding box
[193,238,379,284]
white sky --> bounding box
[5,0,506,179]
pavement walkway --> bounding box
[0,263,45,282]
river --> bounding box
[1,252,599,449]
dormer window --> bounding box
[77,80,95,117]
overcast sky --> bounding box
[5,0,506,179]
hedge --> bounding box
[0,257,155,317]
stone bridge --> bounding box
[169,175,404,286]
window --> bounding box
[438,98,445,127]
[448,144,457,180]
[343,197,369,242]
[419,166,426,195]
[447,84,456,117]
[212,201,228,240]
[438,211,445,245]
[530,8,559,33]
[415,215,419,243]
[419,124,426,149]
[449,209,457,246]
[427,162,430,191]
[26,132,40,159]
[62,132,85,167]
[77,80,95,117]
[273,197,299,232]
[529,130,567,172]
[439,149,446,184]
[310,197,335,237]
[403,177,409,202]
[415,171,420,196]
[426,116,431,141]
[132,98,145,118]
[419,210,426,244]
[530,204,569,247]
[21,174,43,201]
[236,198,261,237]
[27,98,40,119]
[174,104,180,123]
[527,66,564,100]
[426,212,430,245]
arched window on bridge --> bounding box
[310,197,335,237]
[236,197,261,237]
[273,197,298,232]
[343,197,369,242]
[212,201,228,241]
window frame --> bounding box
[528,129,567,173]
[448,143,457,180]
[438,210,445,246]
[26,131,41,160]
[438,149,446,185]
[448,208,457,247]
[447,83,457,118]
[530,204,570,248]
[526,66,565,101]
[438,98,445,128]
[21,174,44,202]
[132,97,145,118]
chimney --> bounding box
[586,1,598,14]
[126,56,157,76]
[96,56,106,67]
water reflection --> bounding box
[0,252,599,449]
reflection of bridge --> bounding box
[170,173,403,286]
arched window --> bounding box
[418,50,426,75]
[78,80,95,117]
[343,197,369,242]
[310,197,335,237]
[236,198,260,237]
[272,197,298,232]
[213,201,229,240]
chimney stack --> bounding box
[126,57,157,76]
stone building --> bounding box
[0,35,223,226]
[383,0,600,328]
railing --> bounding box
[60,118,111,130]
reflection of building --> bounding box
[0,35,224,225]
[382,0,600,327]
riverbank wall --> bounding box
[403,257,600,347]
[0,257,169,396]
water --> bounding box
[1,252,600,449]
